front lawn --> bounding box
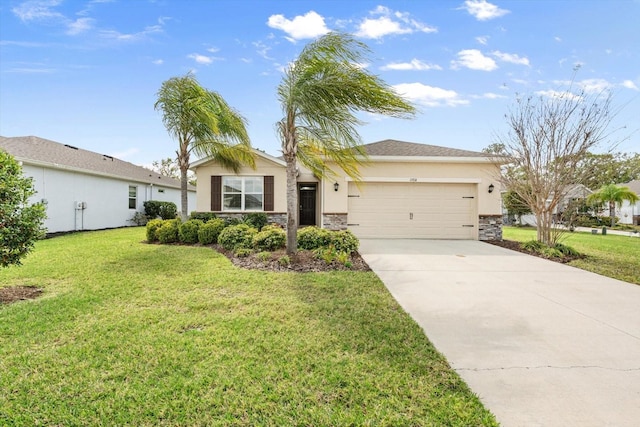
[503,226,640,285]
[0,228,496,426]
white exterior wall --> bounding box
[23,164,195,233]
[619,200,640,224]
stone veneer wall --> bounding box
[322,213,348,231]
[478,214,503,241]
[213,212,287,227]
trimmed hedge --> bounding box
[297,226,332,250]
[329,230,359,254]
[144,200,178,220]
[218,224,257,251]
[178,219,203,244]
[146,219,164,242]
[252,225,286,251]
[157,219,180,244]
[198,219,226,245]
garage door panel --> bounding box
[348,182,477,239]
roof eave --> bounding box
[17,156,193,191]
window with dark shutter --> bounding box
[264,176,274,211]
[211,176,222,211]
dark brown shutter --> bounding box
[211,176,222,211]
[264,176,274,211]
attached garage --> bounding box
[347,181,478,239]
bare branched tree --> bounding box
[495,86,620,245]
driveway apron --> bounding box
[359,239,640,427]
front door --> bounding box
[299,184,317,226]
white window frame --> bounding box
[222,176,264,211]
[128,185,137,209]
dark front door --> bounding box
[299,184,317,226]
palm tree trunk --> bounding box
[609,201,615,227]
[285,157,298,255]
[180,166,188,221]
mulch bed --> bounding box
[0,286,43,305]
[486,239,582,264]
[216,246,371,272]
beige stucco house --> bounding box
[190,139,503,240]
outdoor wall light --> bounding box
[488,183,495,193]
[334,182,340,192]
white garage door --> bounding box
[347,182,477,239]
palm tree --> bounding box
[277,32,416,254]
[155,73,253,220]
[587,184,639,227]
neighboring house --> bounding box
[0,135,195,233]
[509,184,593,226]
[190,139,503,240]
[619,180,640,225]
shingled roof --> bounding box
[0,135,191,190]
[362,139,489,158]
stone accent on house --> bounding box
[323,213,348,231]
[478,214,503,241]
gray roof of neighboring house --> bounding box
[0,135,193,190]
[361,139,489,157]
[623,180,640,194]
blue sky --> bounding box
[1,0,639,168]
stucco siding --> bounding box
[22,164,194,233]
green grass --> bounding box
[503,226,640,285]
[0,228,496,426]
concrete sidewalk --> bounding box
[359,239,640,427]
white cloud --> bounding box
[267,11,329,40]
[356,6,437,39]
[536,90,583,102]
[461,0,510,21]
[554,36,562,42]
[393,83,469,107]
[491,50,530,66]
[207,47,220,53]
[380,59,442,71]
[12,0,63,21]
[451,49,497,71]
[99,22,163,42]
[187,54,214,65]
[66,17,94,35]
[622,80,639,90]
[473,92,507,99]
[152,59,163,65]
[476,36,489,45]
[253,40,273,60]
[579,78,612,93]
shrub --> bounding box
[278,255,290,266]
[146,219,164,242]
[157,219,180,244]
[224,217,242,227]
[144,201,178,220]
[190,211,217,222]
[129,212,149,226]
[178,219,203,244]
[521,240,545,252]
[218,224,257,251]
[252,225,286,251]
[297,226,332,250]
[330,230,359,254]
[541,247,563,258]
[554,243,580,257]
[234,247,253,258]
[243,213,268,230]
[198,219,226,245]
[314,246,337,265]
[256,251,272,262]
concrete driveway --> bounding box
[359,239,640,427]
